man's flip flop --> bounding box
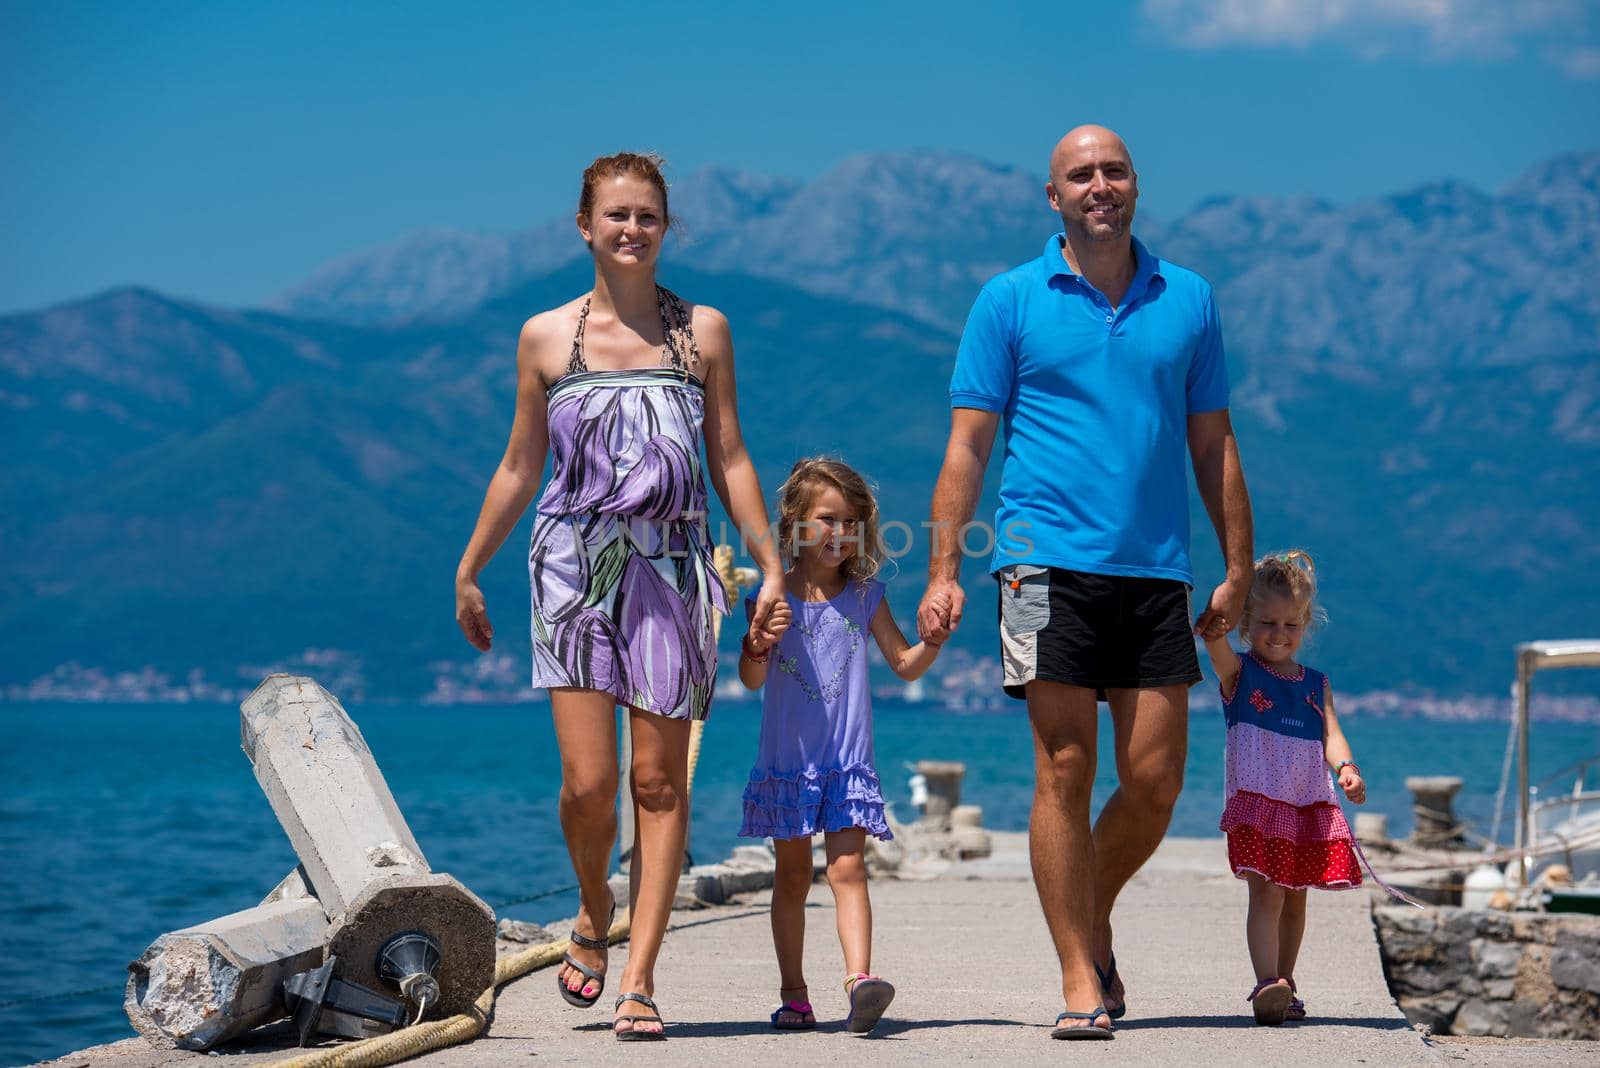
[1050,1005,1114,1039]
[770,999,817,1031]
[613,992,667,1041]
[557,898,615,1008]
[1248,978,1293,1026]
[844,973,895,1034]
[1094,954,1127,1020]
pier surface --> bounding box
[42,836,1592,1067]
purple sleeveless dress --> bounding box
[527,288,729,721]
[739,579,893,841]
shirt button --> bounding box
[1105,315,1113,323]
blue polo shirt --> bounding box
[950,233,1229,584]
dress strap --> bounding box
[656,286,702,378]
[566,297,592,376]
[567,288,699,379]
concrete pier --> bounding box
[43,834,1598,1066]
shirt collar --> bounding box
[1043,232,1164,290]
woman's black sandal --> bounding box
[613,992,667,1041]
[557,899,615,1008]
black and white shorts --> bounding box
[997,565,1203,700]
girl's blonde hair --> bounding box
[1239,549,1327,634]
[775,457,884,582]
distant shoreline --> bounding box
[3,669,1596,724]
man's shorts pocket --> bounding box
[998,565,1051,634]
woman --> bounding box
[454,152,786,1040]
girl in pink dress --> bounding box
[1201,551,1366,1026]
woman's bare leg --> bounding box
[549,688,620,1000]
[612,707,691,1036]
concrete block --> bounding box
[325,871,495,1017]
[240,675,495,1017]
[916,760,964,829]
[125,897,328,1050]
[240,675,428,919]
[261,866,314,905]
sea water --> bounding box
[2,699,1594,1064]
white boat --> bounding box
[1500,640,1600,887]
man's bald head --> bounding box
[1049,125,1134,181]
[1046,125,1139,244]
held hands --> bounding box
[917,578,964,645]
[1193,576,1249,642]
[455,577,493,652]
[748,577,792,653]
[1339,766,1367,805]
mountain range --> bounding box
[4,148,1597,698]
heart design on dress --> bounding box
[776,607,862,705]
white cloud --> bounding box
[1144,0,1596,71]
[1554,45,1600,78]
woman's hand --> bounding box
[749,576,790,648]
[456,577,494,651]
[1339,766,1366,805]
[745,601,790,655]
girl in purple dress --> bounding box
[738,458,944,1035]
[454,153,788,1041]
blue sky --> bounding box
[2,0,1597,314]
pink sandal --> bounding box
[844,973,895,1034]
[771,986,817,1031]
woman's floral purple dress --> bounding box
[527,288,729,720]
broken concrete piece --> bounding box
[240,675,496,1017]
[261,866,315,905]
[125,897,329,1050]
[240,675,429,918]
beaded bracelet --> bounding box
[741,634,771,663]
[1334,760,1361,777]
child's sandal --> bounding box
[843,972,895,1035]
[1284,978,1306,1021]
[1247,978,1293,1026]
[770,999,817,1030]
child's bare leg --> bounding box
[771,836,815,997]
[825,828,872,975]
[1244,873,1286,982]
[1275,887,1307,981]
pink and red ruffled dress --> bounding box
[1220,653,1360,889]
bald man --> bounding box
[918,126,1254,1037]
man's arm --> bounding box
[1188,407,1253,639]
[919,407,1000,641]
